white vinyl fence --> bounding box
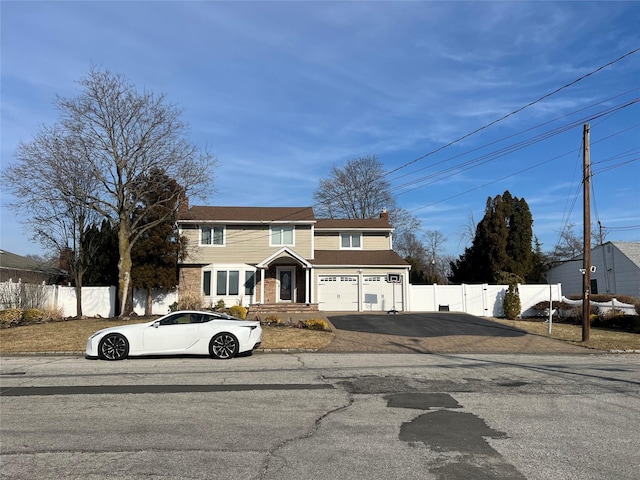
[408,283,564,317]
[0,280,177,318]
[555,297,637,316]
[132,288,178,316]
[2,280,635,319]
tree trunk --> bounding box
[145,288,153,316]
[74,281,83,318]
[118,227,133,317]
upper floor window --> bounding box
[201,225,224,246]
[341,233,361,249]
[270,225,294,246]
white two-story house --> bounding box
[177,205,410,312]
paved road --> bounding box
[1,353,638,479]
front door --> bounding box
[277,267,295,302]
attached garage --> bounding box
[317,275,359,311]
[312,249,410,312]
[362,275,403,311]
[316,273,405,312]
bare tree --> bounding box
[313,155,421,255]
[3,129,101,316]
[4,66,216,316]
[313,155,395,219]
[458,212,476,248]
[550,222,609,264]
[423,230,447,283]
[394,231,427,262]
[550,223,583,262]
[389,207,422,252]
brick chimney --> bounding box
[178,196,189,216]
[379,208,388,221]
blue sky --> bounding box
[1,1,639,259]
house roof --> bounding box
[311,250,409,267]
[0,250,62,274]
[179,206,316,223]
[549,241,640,268]
[314,218,392,230]
[178,206,393,231]
[613,242,640,268]
[257,247,313,269]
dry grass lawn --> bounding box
[491,318,640,351]
[0,318,335,354]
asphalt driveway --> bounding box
[328,312,526,337]
[323,312,589,354]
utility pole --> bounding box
[582,124,591,342]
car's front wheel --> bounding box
[209,333,239,359]
[98,333,129,360]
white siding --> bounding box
[546,243,640,297]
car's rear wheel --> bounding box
[209,333,239,359]
[98,333,129,360]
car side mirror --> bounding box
[152,321,160,329]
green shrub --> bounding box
[214,299,226,310]
[0,308,23,327]
[22,308,45,323]
[304,319,331,331]
[229,305,247,319]
[503,284,521,320]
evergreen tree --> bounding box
[503,283,521,319]
[528,238,548,283]
[83,220,119,286]
[450,191,540,284]
[405,256,427,284]
[505,194,534,280]
[131,169,187,315]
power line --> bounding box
[384,46,640,178]
[391,102,639,197]
[388,87,640,184]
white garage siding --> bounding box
[316,274,405,312]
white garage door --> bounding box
[362,275,403,311]
[317,275,358,311]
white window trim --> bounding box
[340,232,362,249]
[270,224,295,247]
[199,225,226,247]
[201,265,257,306]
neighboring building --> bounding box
[545,241,640,297]
[176,206,410,312]
[0,249,64,284]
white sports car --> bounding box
[86,310,262,360]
